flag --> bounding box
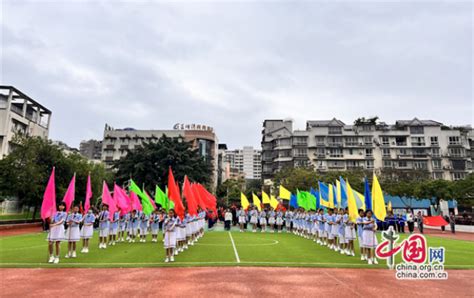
[183,176,198,215]
[346,180,358,223]
[252,193,262,211]
[155,185,167,207]
[168,167,185,218]
[84,174,92,213]
[297,191,311,211]
[270,195,279,209]
[102,181,117,220]
[164,186,174,211]
[113,184,130,215]
[289,193,298,208]
[195,183,217,214]
[339,177,348,208]
[191,183,206,210]
[353,189,366,210]
[130,191,143,211]
[371,174,387,221]
[144,189,157,210]
[318,182,330,208]
[62,174,75,212]
[329,184,335,208]
[241,193,250,209]
[310,188,320,210]
[364,177,372,211]
[279,185,291,200]
[336,180,342,208]
[41,167,56,220]
[129,180,154,215]
[388,200,392,212]
[262,191,271,204]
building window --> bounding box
[433,172,443,179]
[383,160,392,168]
[329,148,343,157]
[452,160,466,170]
[366,160,374,169]
[348,149,353,155]
[396,137,407,146]
[345,137,358,146]
[328,137,343,146]
[413,148,426,157]
[293,148,307,157]
[382,148,390,157]
[399,148,408,156]
[293,137,307,145]
[365,148,373,157]
[347,161,360,168]
[361,125,373,131]
[381,137,390,146]
[414,160,428,170]
[430,136,439,146]
[328,127,342,134]
[432,148,440,157]
[449,148,464,157]
[364,136,372,145]
[398,161,408,168]
[411,137,425,146]
[452,172,465,181]
[432,160,441,169]
[316,148,325,156]
[410,126,424,134]
[0,95,7,109]
[316,137,325,145]
[448,136,460,145]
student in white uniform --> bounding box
[98,205,110,249]
[356,209,366,260]
[276,210,284,233]
[249,207,258,232]
[343,207,356,256]
[139,211,149,243]
[80,209,95,253]
[163,209,177,262]
[150,209,160,243]
[48,202,67,264]
[129,210,139,243]
[268,209,276,233]
[259,209,267,232]
[109,210,120,246]
[65,205,83,258]
[238,207,247,232]
[363,210,379,265]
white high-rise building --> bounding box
[225,146,262,179]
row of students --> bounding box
[237,207,286,233]
[163,209,207,262]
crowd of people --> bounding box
[46,202,207,264]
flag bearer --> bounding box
[129,210,139,243]
[249,207,258,232]
[98,204,110,249]
[80,209,95,253]
[326,209,335,249]
[337,208,346,254]
[284,210,292,232]
[139,211,149,242]
[317,209,326,245]
[108,209,120,246]
[48,202,67,264]
[344,207,356,256]
[65,205,83,258]
[356,209,366,260]
[259,209,267,232]
[150,209,160,243]
[362,210,378,265]
[119,212,127,242]
[276,210,284,233]
[164,209,177,262]
[268,209,276,233]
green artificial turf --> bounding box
[0,228,473,269]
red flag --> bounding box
[168,167,185,218]
[423,215,448,227]
[41,167,56,220]
[84,174,92,213]
[102,181,117,220]
[62,174,76,212]
[191,182,206,210]
[183,176,198,215]
[196,183,217,214]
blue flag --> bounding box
[339,177,348,208]
[310,187,320,210]
[364,177,372,211]
[289,193,299,208]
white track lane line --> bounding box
[228,232,241,263]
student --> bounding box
[416,211,424,234]
[129,210,139,243]
[65,205,82,258]
[175,215,186,253]
[80,209,95,253]
[259,209,267,232]
[150,209,160,242]
[119,212,127,242]
[333,209,342,252]
[48,202,67,264]
[337,208,346,254]
[276,210,284,233]
[108,209,120,246]
[317,209,326,245]
[98,204,110,249]
[398,212,406,233]
[406,209,415,233]
[284,210,292,233]
[163,209,177,262]
[344,208,356,256]
[185,212,192,249]
[362,210,378,265]
[224,209,232,231]
[268,209,276,233]
[238,207,246,232]
[326,209,335,250]
[356,209,366,260]
[249,207,259,232]
[449,212,456,234]
[139,211,149,242]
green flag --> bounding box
[129,180,154,215]
[163,186,174,211]
[155,185,167,207]
[297,191,312,211]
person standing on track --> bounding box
[406,209,415,233]
[224,209,232,231]
[449,212,456,234]
[47,202,67,264]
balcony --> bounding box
[328,142,343,147]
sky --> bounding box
[1,0,472,149]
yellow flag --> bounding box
[328,184,335,208]
[372,174,387,220]
[240,193,250,210]
[252,193,262,211]
[336,180,342,208]
[353,189,366,210]
[262,191,271,204]
[270,195,279,209]
[279,185,291,200]
[346,180,358,223]
[388,201,392,212]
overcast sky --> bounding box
[1,0,472,149]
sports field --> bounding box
[1,228,473,269]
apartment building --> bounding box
[225,146,262,180]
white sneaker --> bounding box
[361,256,365,261]
[54,257,59,264]
[65,253,70,258]
[103,244,107,249]
[170,256,175,262]
[165,257,169,263]
[72,252,77,258]
[85,248,89,253]
[129,239,132,243]
[48,255,54,263]
[351,251,355,256]
[373,258,378,264]
[174,250,178,256]
[368,259,373,265]
[112,242,116,246]
[340,250,345,255]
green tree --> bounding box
[0,136,110,219]
[216,178,245,207]
[114,135,212,192]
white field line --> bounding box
[228,232,240,263]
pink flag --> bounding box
[102,181,117,220]
[84,174,92,213]
[144,190,157,210]
[41,167,56,220]
[130,191,143,211]
[62,174,76,212]
[114,184,130,215]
